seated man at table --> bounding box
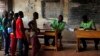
[79,15,99,50]
[44,15,65,46]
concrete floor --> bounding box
[0,44,100,56]
[37,44,100,56]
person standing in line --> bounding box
[16,11,29,56]
[0,16,3,50]
[7,11,14,33]
[10,13,18,56]
[2,11,10,56]
[28,12,41,56]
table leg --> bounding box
[77,38,81,52]
[55,36,57,51]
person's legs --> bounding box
[0,31,2,50]
[17,39,23,56]
[31,35,41,56]
[52,37,55,46]
[52,37,62,46]
[94,39,99,50]
[44,36,50,46]
[35,35,41,53]
[52,33,62,46]
[80,38,87,49]
[10,37,17,56]
[4,36,10,55]
[23,38,29,56]
[1,31,4,49]
[59,37,62,48]
[58,33,62,47]
[31,37,36,56]
[3,30,10,55]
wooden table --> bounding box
[37,29,59,51]
[74,30,100,52]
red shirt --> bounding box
[16,17,24,39]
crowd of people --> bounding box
[0,10,99,56]
[0,11,41,56]
[0,10,66,56]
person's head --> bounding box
[58,15,63,22]
[2,11,8,18]
[9,11,14,17]
[82,15,89,23]
[8,11,14,20]
[14,13,18,20]
[33,12,38,20]
[18,11,24,18]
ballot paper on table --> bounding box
[65,24,74,32]
[68,28,74,32]
[78,28,84,30]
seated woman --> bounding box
[44,15,65,46]
[79,15,99,50]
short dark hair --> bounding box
[14,13,18,19]
[18,11,24,18]
[3,11,8,18]
[9,11,14,15]
[33,12,38,19]
[82,15,88,19]
[82,15,89,23]
[59,15,63,20]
